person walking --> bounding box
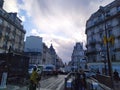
[79,70,87,90]
[29,67,39,90]
[113,69,119,82]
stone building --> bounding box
[86,0,120,63]
[0,0,26,53]
[24,36,43,64]
[71,42,87,71]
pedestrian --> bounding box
[79,70,87,90]
[113,69,119,82]
[97,69,100,74]
[29,67,39,90]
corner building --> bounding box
[0,0,26,53]
[86,0,120,62]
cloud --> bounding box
[3,0,114,63]
[3,0,19,12]
[3,0,26,22]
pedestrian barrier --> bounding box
[87,77,112,90]
[64,72,74,90]
[66,78,73,90]
[96,74,112,88]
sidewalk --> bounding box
[3,85,50,90]
[1,85,26,90]
[114,81,120,90]
[87,78,112,90]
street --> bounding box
[39,75,66,90]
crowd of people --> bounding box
[74,70,87,90]
[113,69,120,82]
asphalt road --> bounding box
[39,75,66,90]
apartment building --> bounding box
[24,36,43,64]
[71,42,87,70]
[42,43,53,65]
[86,0,120,63]
[0,0,26,53]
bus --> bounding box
[43,64,56,75]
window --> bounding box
[108,30,112,37]
[117,6,120,12]
[0,18,3,24]
[106,21,112,29]
[100,33,103,38]
[0,30,2,39]
[106,10,111,17]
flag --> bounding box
[103,35,115,45]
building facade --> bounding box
[49,44,57,65]
[24,36,64,67]
[24,36,43,64]
[42,43,52,65]
[86,0,120,63]
[0,0,26,53]
[24,36,43,52]
[43,43,64,69]
[71,42,87,70]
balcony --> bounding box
[96,40,102,44]
[115,32,120,38]
[87,48,97,55]
[106,13,111,17]
[106,24,112,29]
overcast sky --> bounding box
[3,0,114,63]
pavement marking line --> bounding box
[41,77,56,88]
[45,77,64,89]
[40,75,65,90]
[56,79,64,90]
[45,78,60,89]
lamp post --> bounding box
[101,54,107,75]
[99,6,114,88]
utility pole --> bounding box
[99,6,114,88]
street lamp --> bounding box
[101,54,107,75]
[99,6,114,88]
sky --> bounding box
[3,0,114,63]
